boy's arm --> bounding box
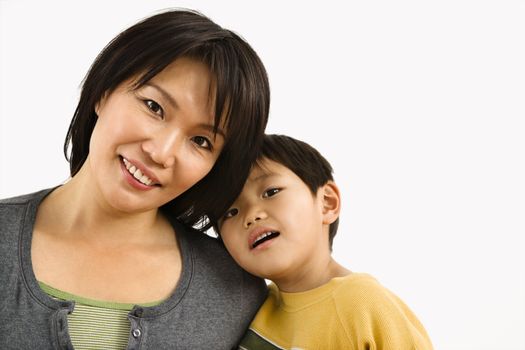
[334,276,433,350]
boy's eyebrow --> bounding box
[249,172,278,183]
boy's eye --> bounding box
[191,136,213,151]
[144,99,164,118]
[224,208,239,219]
[263,188,281,198]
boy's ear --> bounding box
[320,181,341,225]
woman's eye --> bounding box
[224,208,238,219]
[144,99,164,118]
[263,188,281,198]
[192,136,213,151]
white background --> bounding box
[1,1,524,349]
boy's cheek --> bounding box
[222,230,242,249]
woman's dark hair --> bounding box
[64,9,270,231]
[259,134,339,249]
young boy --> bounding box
[218,134,433,349]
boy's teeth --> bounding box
[251,231,280,249]
[255,232,271,243]
[255,231,276,244]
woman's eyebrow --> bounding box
[144,82,178,109]
[198,123,226,140]
[144,82,226,139]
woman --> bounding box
[0,9,269,349]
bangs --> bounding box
[254,157,275,175]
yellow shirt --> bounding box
[238,273,433,349]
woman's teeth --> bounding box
[122,158,153,186]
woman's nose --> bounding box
[142,129,182,168]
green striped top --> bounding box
[39,281,163,350]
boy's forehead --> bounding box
[247,165,272,183]
[247,158,281,182]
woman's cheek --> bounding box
[178,157,214,191]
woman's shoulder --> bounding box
[174,223,230,258]
[174,221,264,281]
[0,189,55,281]
[0,188,53,230]
[0,188,53,206]
[171,221,267,307]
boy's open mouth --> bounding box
[251,231,280,249]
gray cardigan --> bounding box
[0,189,267,349]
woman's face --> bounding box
[86,57,226,213]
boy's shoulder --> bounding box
[262,272,412,318]
[260,274,433,349]
[333,273,386,297]
[332,274,433,348]
[331,273,406,312]
[264,273,388,310]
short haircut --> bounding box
[259,134,339,249]
[63,9,270,230]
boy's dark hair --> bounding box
[259,134,339,249]
[63,9,270,230]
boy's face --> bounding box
[219,158,332,282]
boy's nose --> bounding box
[245,216,261,228]
[142,129,182,168]
[244,209,267,228]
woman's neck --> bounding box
[38,172,169,246]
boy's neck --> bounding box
[273,258,351,293]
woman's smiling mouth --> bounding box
[120,156,160,189]
[122,157,154,185]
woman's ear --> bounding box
[94,92,108,116]
[320,181,341,225]
[94,101,102,117]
